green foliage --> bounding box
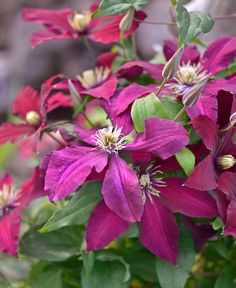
[0,143,16,171]
[93,0,149,18]
[32,271,63,288]
[213,217,224,231]
[176,0,214,47]
[20,226,83,262]
[156,219,195,288]
[215,266,236,288]
[40,182,101,233]
[175,147,195,176]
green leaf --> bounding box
[131,93,169,132]
[32,271,62,288]
[93,0,149,18]
[213,217,224,231]
[215,266,236,288]
[156,219,195,288]
[20,226,83,261]
[176,1,190,47]
[40,182,101,233]
[175,147,195,176]
[81,260,129,288]
[0,143,16,170]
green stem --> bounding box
[82,37,96,61]
[46,132,66,147]
[83,112,94,128]
[131,33,138,59]
[156,78,168,97]
[120,30,127,61]
[173,106,187,121]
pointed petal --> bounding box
[114,83,156,115]
[139,197,179,264]
[12,86,40,119]
[184,154,218,191]
[82,76,117,102]
[45,147,108,201]
[218,172,236,201]
[190,115,219,151]
[96,52,118,68]
[86,200,130,251]
[0,123,35,145]
[102,155,143,222]
[161,178,218,218]
[202,36,236,75]
[126,118,189,159]
[0,212,21,257]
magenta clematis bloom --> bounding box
[23,3,146,48]
[43,117,188,223]
[86,155,218,264]
[53,52,118,102]
[185,115,236,191]
[163,37,236,121]
[0,169,45,256]
[0,84,71,154]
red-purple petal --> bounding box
[218,172,236,201]
[161,178,218,218]
[45,146,108,201]
[102,155,143,222]
[86,200,130,251]
[139,197,179,264]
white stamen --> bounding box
[77,67,111,89]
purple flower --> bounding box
[86,156,218,264]
[43,117,188,222]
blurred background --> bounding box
[0,0,236,122]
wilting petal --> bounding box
[126,118,188,159]
[114,83,156,115]
[0,123,35,145]
[161,178,218,218]
[163,39,200,64]
[190,115,219,151]
[89,11,146,44]
[218,172,236,201]
[12,86,40,119]
[86,200,130,251]
[202,36,236,75]
[102,155,143,222]
[82,76,118,102]
[0,212,21,257]
[139,197,179,264]
[118,61,163,81]
[45,146,108,201]
[185,154,218,191]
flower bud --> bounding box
[68,79,81,106]
[230,112,236,126]
[119,8,135,32]
[162,46,184,80]
[217,155,236,170]
[182,74,210,107]
[26,111,42,126]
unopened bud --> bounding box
[230,112,236,126]
[182,74,210,107]
[119,8,135,32]
[26,111,41,126]
[162,46,184,80]
[217,155,236,170]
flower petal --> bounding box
[161,178,218,218]
[45,146,108,201]
[184,154,218,191]
[218,172,236,201]
[139,197,179,264]
[102,155,143,222]
[86,200,130,251]
[126,118,189,159]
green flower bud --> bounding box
[162,46,184,80]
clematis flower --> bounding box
[43,117,188,223]
[185,115,236,191]
[0,169,45,256]
[23,3,146,48]
[0,83,71,154]
[86,155,218,264]
[163,37,236,121]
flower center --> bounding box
[0,184,18,218]
[77,67,111,89]
[135,164,166,203]
[217,155,236,170]
[68,12,91,31]
[93,126,127,154]
[25,111,42,126]
[170,62,209,95]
